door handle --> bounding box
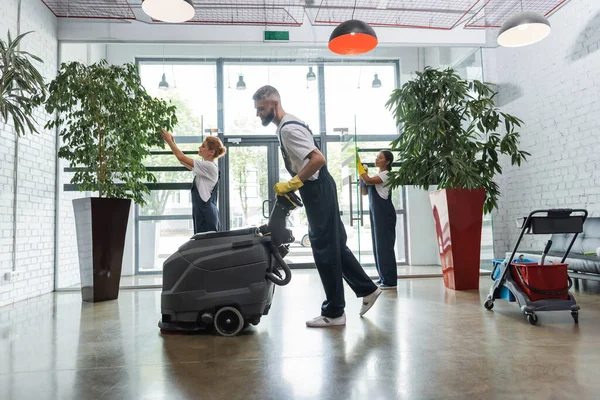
[359,187,364,226]
[348,175,354,227]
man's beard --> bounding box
[261,109,275,127]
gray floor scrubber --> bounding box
[158,192,303,336]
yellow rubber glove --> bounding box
[356,154,367,176]
[274,175,304,195]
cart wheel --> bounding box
[484,300,494,310]
[571,311,579,324]
[214,306,245,337]
[526,313,538,326]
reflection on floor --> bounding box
[62,264,493,290]
[2,272,600,400]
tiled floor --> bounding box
[2,272,600,400]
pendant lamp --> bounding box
[306,66,316,81]
[497,11,551,47]
[236,74,246,90]
[328,0,377,55]
[158,73,169,90]
[142,0,195,23]
[328,19,378,55]
[371,73,381,88]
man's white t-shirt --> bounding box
[276,114,319,181]
[192,159,219,202]
[375,170,390,200]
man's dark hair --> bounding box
[253,85,280,101]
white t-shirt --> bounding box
[192,159,219,202]
[375,170,390,200]
[276,114,319,181]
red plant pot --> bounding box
[430,188,486,290]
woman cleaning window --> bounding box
[161,130,226,233]
[358,151,398,289]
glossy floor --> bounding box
[62,265,493,289]
[2,272,600,400]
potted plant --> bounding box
[0,30,47,136]
[43,60,177,302]
[385,67,529,290]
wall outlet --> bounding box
[3,271,23,283]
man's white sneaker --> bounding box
[360,287,382,316]
[305,313,346,328]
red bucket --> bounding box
[511,262,571,302]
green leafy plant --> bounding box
[385,67,530,214]
[0,31,47,137]
[43,60,178,205]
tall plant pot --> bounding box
[73,198,131,302]
[430,188,485,290]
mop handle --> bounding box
[540,240,553,265]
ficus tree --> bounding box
[43,60,178,205]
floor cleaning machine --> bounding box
[158,192,303,336]
[484,209,587,325]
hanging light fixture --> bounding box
[158,45,169,90]
[328,0,378,55]
[236,74,246,90]
[142,0,195,23]
[306,66,316,81]
[497,1,551,47]
[158,73,169,90]
[372,73,381,88]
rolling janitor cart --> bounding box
[484,209,587,325]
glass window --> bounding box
[138,220,193,273]
[324,64,397,135]
[139,63,218,135]
[224,64,320,135]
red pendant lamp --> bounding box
[328,1,378,55]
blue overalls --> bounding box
[279,121,377,318]
[191,172,220,234]
[367,182,397,286]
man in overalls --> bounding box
[253,85,382,327]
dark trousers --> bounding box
[299,167,377,318]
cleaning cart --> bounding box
[484,209,587,325]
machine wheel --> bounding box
[214,306,245,337]
[301,235,310,247]
[484,300,494,310]
[571,311,579,324]
[526,313,538,326]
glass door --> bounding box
[325,123,367,266]
[276,152,312,266]
[226,145,270,229]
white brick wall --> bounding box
[484,0,600,257]
[0,0,57,308]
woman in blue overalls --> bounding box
[359,151,397,289]
[161,130,226,233]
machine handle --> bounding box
[266,242,292,286]
[262,199,273,219]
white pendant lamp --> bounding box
[142,0,195,23]
[497,10,551,47]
